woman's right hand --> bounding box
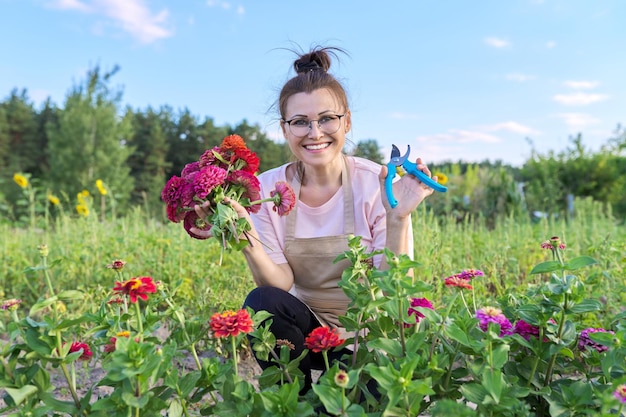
[190,197,255,240]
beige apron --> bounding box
[284,157,354,336]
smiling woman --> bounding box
[188,45,440,393]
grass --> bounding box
[1,196,624,319]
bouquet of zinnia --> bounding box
[161,134,296,254]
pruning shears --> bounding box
[385,144,447,208]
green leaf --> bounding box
[563,256,597,271]
[444,322,473,347]
[5,385,38,405]
[367,338,403,358]
[460,383,487,404]
[482,369,503,404]
[168,399,184,417]
[566,299,602,314]
[56,290,85,300]
[29,296,58,315]
[530,261,562,275]
[312,384,344,415]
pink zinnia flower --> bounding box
[444,275,473,290]
[194,166,228,200]
[270,181,296,216]
[198,147,222,168]
[112,276,157,303]
[578,327,613,353]
[541,236,566,250]
[476,307,513,336]
[614,384,626,404]
[69,342,93,361]
[106,259,126,270]
[513,319,541,340]
[1,298,22,311]
[183,211,212,240]
[209,309,254,338]
[304,327,345,353]
[227,170,261,213]
[161,176,186,205]
[457,269,484,280]
[406,297,434,326]
[181,161,200,177]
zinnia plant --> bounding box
[161,134,296,258]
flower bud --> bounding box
[38,244,49,257]
[334,370,349,388]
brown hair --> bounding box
[278,46,349,119]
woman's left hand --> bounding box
[378,157,436,217]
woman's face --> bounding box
[281,88,351,169]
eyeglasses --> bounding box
[282,114,346,137]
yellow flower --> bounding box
[47,194,60,205]
[95,179,107,196]
[13,173,29,188]
[76,204,89,217]
[434,172,448,185]
[77,190,90,204]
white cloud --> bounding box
[46,0,172,44]
[563,80,600,89]
[556,113,601,130]
[484,37,511,48]
[546,40,557,49]
[415,129,501,144]
[480,121,540,135]
[553,92,609,106]
[207,1,245,13]
[506,73,536,82]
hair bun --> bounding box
[295,61,322,74]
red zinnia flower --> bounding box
[220,134,247,151]
[304,327,345,353]
[69,341,93,361]
[444,275,473,290]
[270,181,296,216]
[112,276,157,303]
[183,211,212,240]
[209,309,254,338]
[227,170,262,213]
[232,148,260,174]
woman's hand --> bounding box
[378,157,436,218]
[190,197,255,239]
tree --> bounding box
[127,107,171,217]
[46,66,134,213]
[350,138,384,164]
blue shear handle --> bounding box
[403,161,448,193]
[385,162,399,208]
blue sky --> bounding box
[1,0,623,166]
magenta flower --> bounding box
[161,176,187,205]
[457,269,484,280]
[1,298,22,311]
[476,307,513,336]
[513,319,540,340]
[270,181,296,216]
[406,297,434,327]
[181,161,200,177]
[183,211,212,240]
[541,236,566,250]
[578,327,614,353]
[614,384,626,404]
[194,166,228,200]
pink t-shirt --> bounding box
[251,156,413,267]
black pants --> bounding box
[243,286,350,392]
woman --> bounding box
[193,46,436,391]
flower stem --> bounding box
[231,336,239,377]
[134,302,144,342]
[322,351,330,372]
